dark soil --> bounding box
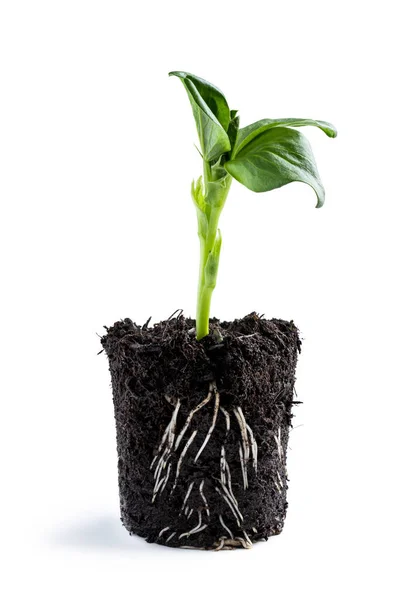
[101,312,301,550]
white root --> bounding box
[199,479,210,519]
[151,400,182,500]
[168,398,181,446]
[219,514,233,539]
[220,448,244,523]
[242,530,253,547]
[215,486,242,528]
[234,407,250,489]
[220,445,227,485]
[153,398,181,461]
[224,461,237,510]
[152,456,169,502]
[220,479,244,523]
[246,423,258,473]
[274,427,283,462]
[159,463,172,494]
[187,508,193,520]
[174,383,214,451]
[194,388,220,463]
[274,478,282,494]
[235,536,252,550]
[154,447,167,481]
[181,480,195,513]
[156,423,171,456]
[238,443,248,490]
[215,537,226,551]
[171,429,198,493]
[234,407,250,462]
[158,526,170,538]
[252,527,258,533]
[277,470,284,488]
[179,511,208,539]
[220,538,249,549]
[220,406,230,436]
[166,531,176,542]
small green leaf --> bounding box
[227,110,240,157]
[204,229,222,289]
[225,126,326,207]
[169,71,231,162]
[235,118,337,156]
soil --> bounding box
[101,312,301,550]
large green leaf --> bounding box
[234,118,337,157]
[169,71,231,162]
[225,126,326,207]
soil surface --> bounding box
[101,312,300,550]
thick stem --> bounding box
[195,164,232,340]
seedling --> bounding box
[170,71,337,339]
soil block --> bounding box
[101,312,301,550]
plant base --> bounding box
[101,313,300,550]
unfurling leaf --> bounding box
[227,110,240,156]
[169,71,231,162]
[225,126,326,207]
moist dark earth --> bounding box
[101,312,301,550]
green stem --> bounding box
[195,162,232,340]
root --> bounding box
[199,479,210,519]
[152,399,181,461]
[234,407,250,489]
[151,399,181,502]
[149,385,262,549]
[215,537,226,551]
[234,407,250,461]
[215,485,243,528]
[220,406,230,436]
[246,423,258,473]
[224,460,236,510]
[219,514,233,539]
[215,537,252,550]
[220,445,227,486]
[171,429,197,493]
[180,480,195,514]
[242,530,253,548]
[174,382,214,451]
[235,536,252,550]
[238,443,248,490]
[179,511,208,539]
[220,446,243,524]
[158,526,170,538]
[274,478,282,494]
[274,426,283,462]
[194,387,220,463]
[160,463,172,494]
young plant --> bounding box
[170,71,337,340]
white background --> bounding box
[1,1,398,598]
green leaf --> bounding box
[227,110,240,156]
[225,126,326,207]
[169,71,231,162]
[235,118,337,156]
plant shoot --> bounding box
[170,71,337,339]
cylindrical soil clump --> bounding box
[102,312,300,550]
